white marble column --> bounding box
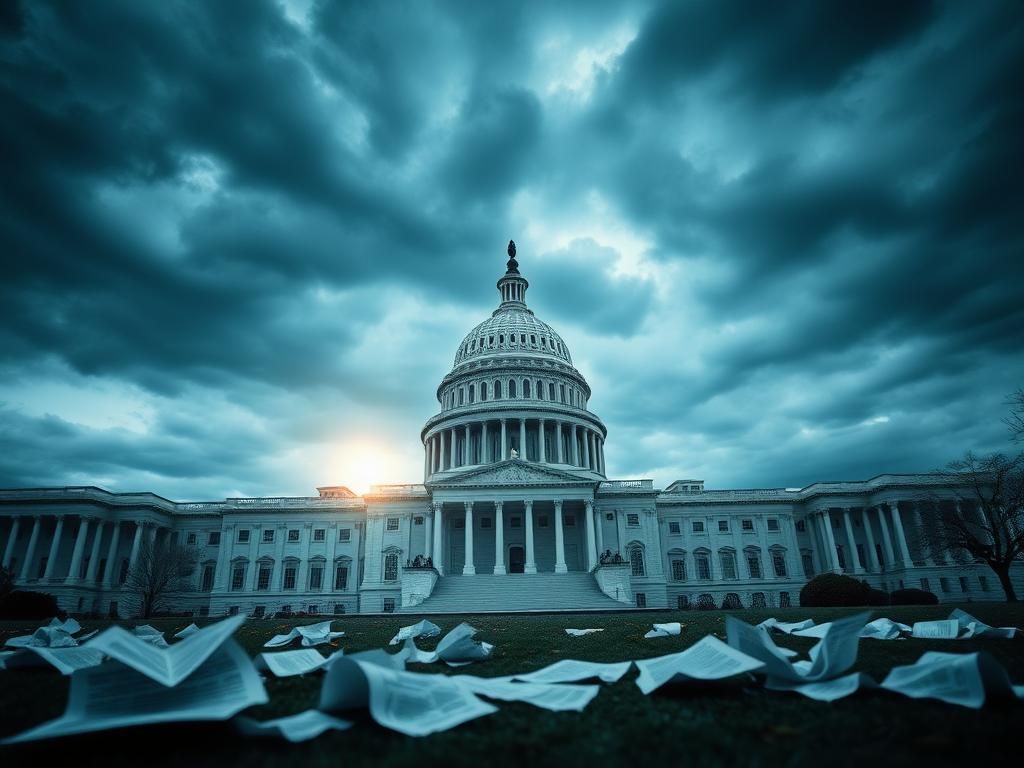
[500,419,508,460]
[464,424,471,465]
[43,517,65,580]
[449,428,457,468]
[463,502,475,575]
[2,517,21,569]
[890,502,912,565]
[584,500,597,571]
[432,502,443,574]
[842,508,863,574]
[804,515,821,574]
[556,422,564,463]
[876,506,896,567]
[582,429,591,470]
[911,501,935,566]
[538,419,546,462]
[861,508,881,572]
[213,524,234,591]
[493,501,506,574]
[571,425,579,466]
[820,511,841,572]
[439,431,446,471]
[554,500,567,573]
[272,524,286,590]
[19,516,41,582]
[127,521,145,575]
[519,418,527,459]
[481,422,489,463]
[595,506,604,556]
[424,439,430,479]
[424,507,434,560]
[102,522,122,588]
[296,522,313,591]
[524,500,537,573]
[67,517,92,582]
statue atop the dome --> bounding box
[507,240,516,259]
[505,239,520,274]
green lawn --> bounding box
[1,603,1022,767]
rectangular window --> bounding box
[635,593,646,608]
[795,520,806,532]
[767,519,779,531]
[939,577,950,592]
[338,528,351,542]
[257,564,272,591]
[549,383,556,400]
[237,529,250,544]
[692,521,705,533]
[780,592,791,608]
[538,515,549,528]
[287,529,300,542]
[696,555,711,580]
[605,513,614,521]
[668,521,681,535]
[283,565,297,590]
[313,528,326,542]
[186,532,197,546]
[802,553,814,578]
[671,559,686,581]
[742,519,754,531]
[772,552,787,578]
[979,576,990,592]
[856,544,866,569]
[454,518,465,529]
[718,520,729,533]
[920,578,930,591]
[746,553,762,579]
[721,552,737,580]
[253,606,266,618]
[565,515,575,527]
[309,564,324,590]
[414,516,424,526]
[335,565,349,591]
[510,517,521,528]
[335,603,347,614]
[481,517,492,529]
[228,606,239,616]
[383,598,396,613]
[201,565,215,592]
[308,605,319,615]
[263,529,274,543]
[626,513,640,527]
[677,595,689,609]
[386,518,400,532]
[209,531,221,546]
[231,565,246,591]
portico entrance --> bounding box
[509,545,525,574]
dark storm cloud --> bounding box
[0,0,1021,495]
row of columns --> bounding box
[427,499,600,577]
[806,500,957,575]
[1,516,156,588]
[424,418,605,476]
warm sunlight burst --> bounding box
[330,442,394,496]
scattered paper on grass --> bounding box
[757,619,816,635]
[950,609,1019,639]
[860,618,911,640]
[133,625,169,648]
[5,617,86,648]
[453,675,600,712]
[514,659,632,684]
[565,628,604,637]
[635,636,764,694]
[911,619,960,639]
[644,622,682,639]
[2,640,267,744]
[174,623,200,640]
[255,648,337,677]
[389,619,441,646]
[264,620,344,648]
[766,672,878,702]
[399,623,493,666]
[0,646,106,675]
[235,710,352,742]
[881,651,1024,708]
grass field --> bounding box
[1,603,1022,767]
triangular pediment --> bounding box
[429,460,595,487]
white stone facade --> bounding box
[1,243,1019,615]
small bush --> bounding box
[866,588,891,606]
[799,573,871,607]
[0,590,60,619]
[890,588,939,605]
[696,593,716,611]
[721,593,742,610]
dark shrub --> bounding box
[0,590,60,619]
[696,593,716,611]
[721,593,742,609]
[866,588,891,606]
[890,588,939,605]
[799,573,871,607]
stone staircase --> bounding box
[403,572,630,613]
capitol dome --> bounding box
[421,241,607,482]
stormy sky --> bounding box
[1,0,1021,499]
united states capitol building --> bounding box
[0,243,1015,617]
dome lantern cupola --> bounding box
[497,239,529,308]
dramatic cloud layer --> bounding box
[1,0,1021,497]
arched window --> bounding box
[458,388,465,406]
[509,379,517,398]
[494,380,502,399]
[694,549,712,580]
[383,552,399,582]
[722,593,742,609]
[770,547,788,577]
[669,550,687,581]
[549,382,556,400]
[751,592,767,608]
[308,556,326,591]
[480,382,487,402]
[334,556,352,591]
[523,379,531,398]
[468,384,475,404]
[719,549,738,580]
[536,380,544,400]
[801,551,814,577]
[745,547,763,579]
[628,545,645,577]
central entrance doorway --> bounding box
[509,546,525,574]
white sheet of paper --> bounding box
[911,619,960,639]
[757,618,816,635]
[2,646,106,675]
[389,619,441,646]
[767,672,877,702]
[453,675,600,712]
[320,656,498,736]
[434,622,493,665]
[880,651,1022,708]
[134,625,169,648]
[860,618,911,640]
[84,613,245,687]
[949,609,1019,639]
[264,620,344,648]
[235,710,352,742]
[6,625,79,648]
[256,649,332,677]
[565,628,604,636]
[791,623,832,638]
[514,659,632,684]
[635,635,765,694]
[644,622,682,639]
[174,623,200,640]
[2,640,267,743]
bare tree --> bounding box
[125,538,197,618]
[1005,387,1024,443]
[922,452,1024,601]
